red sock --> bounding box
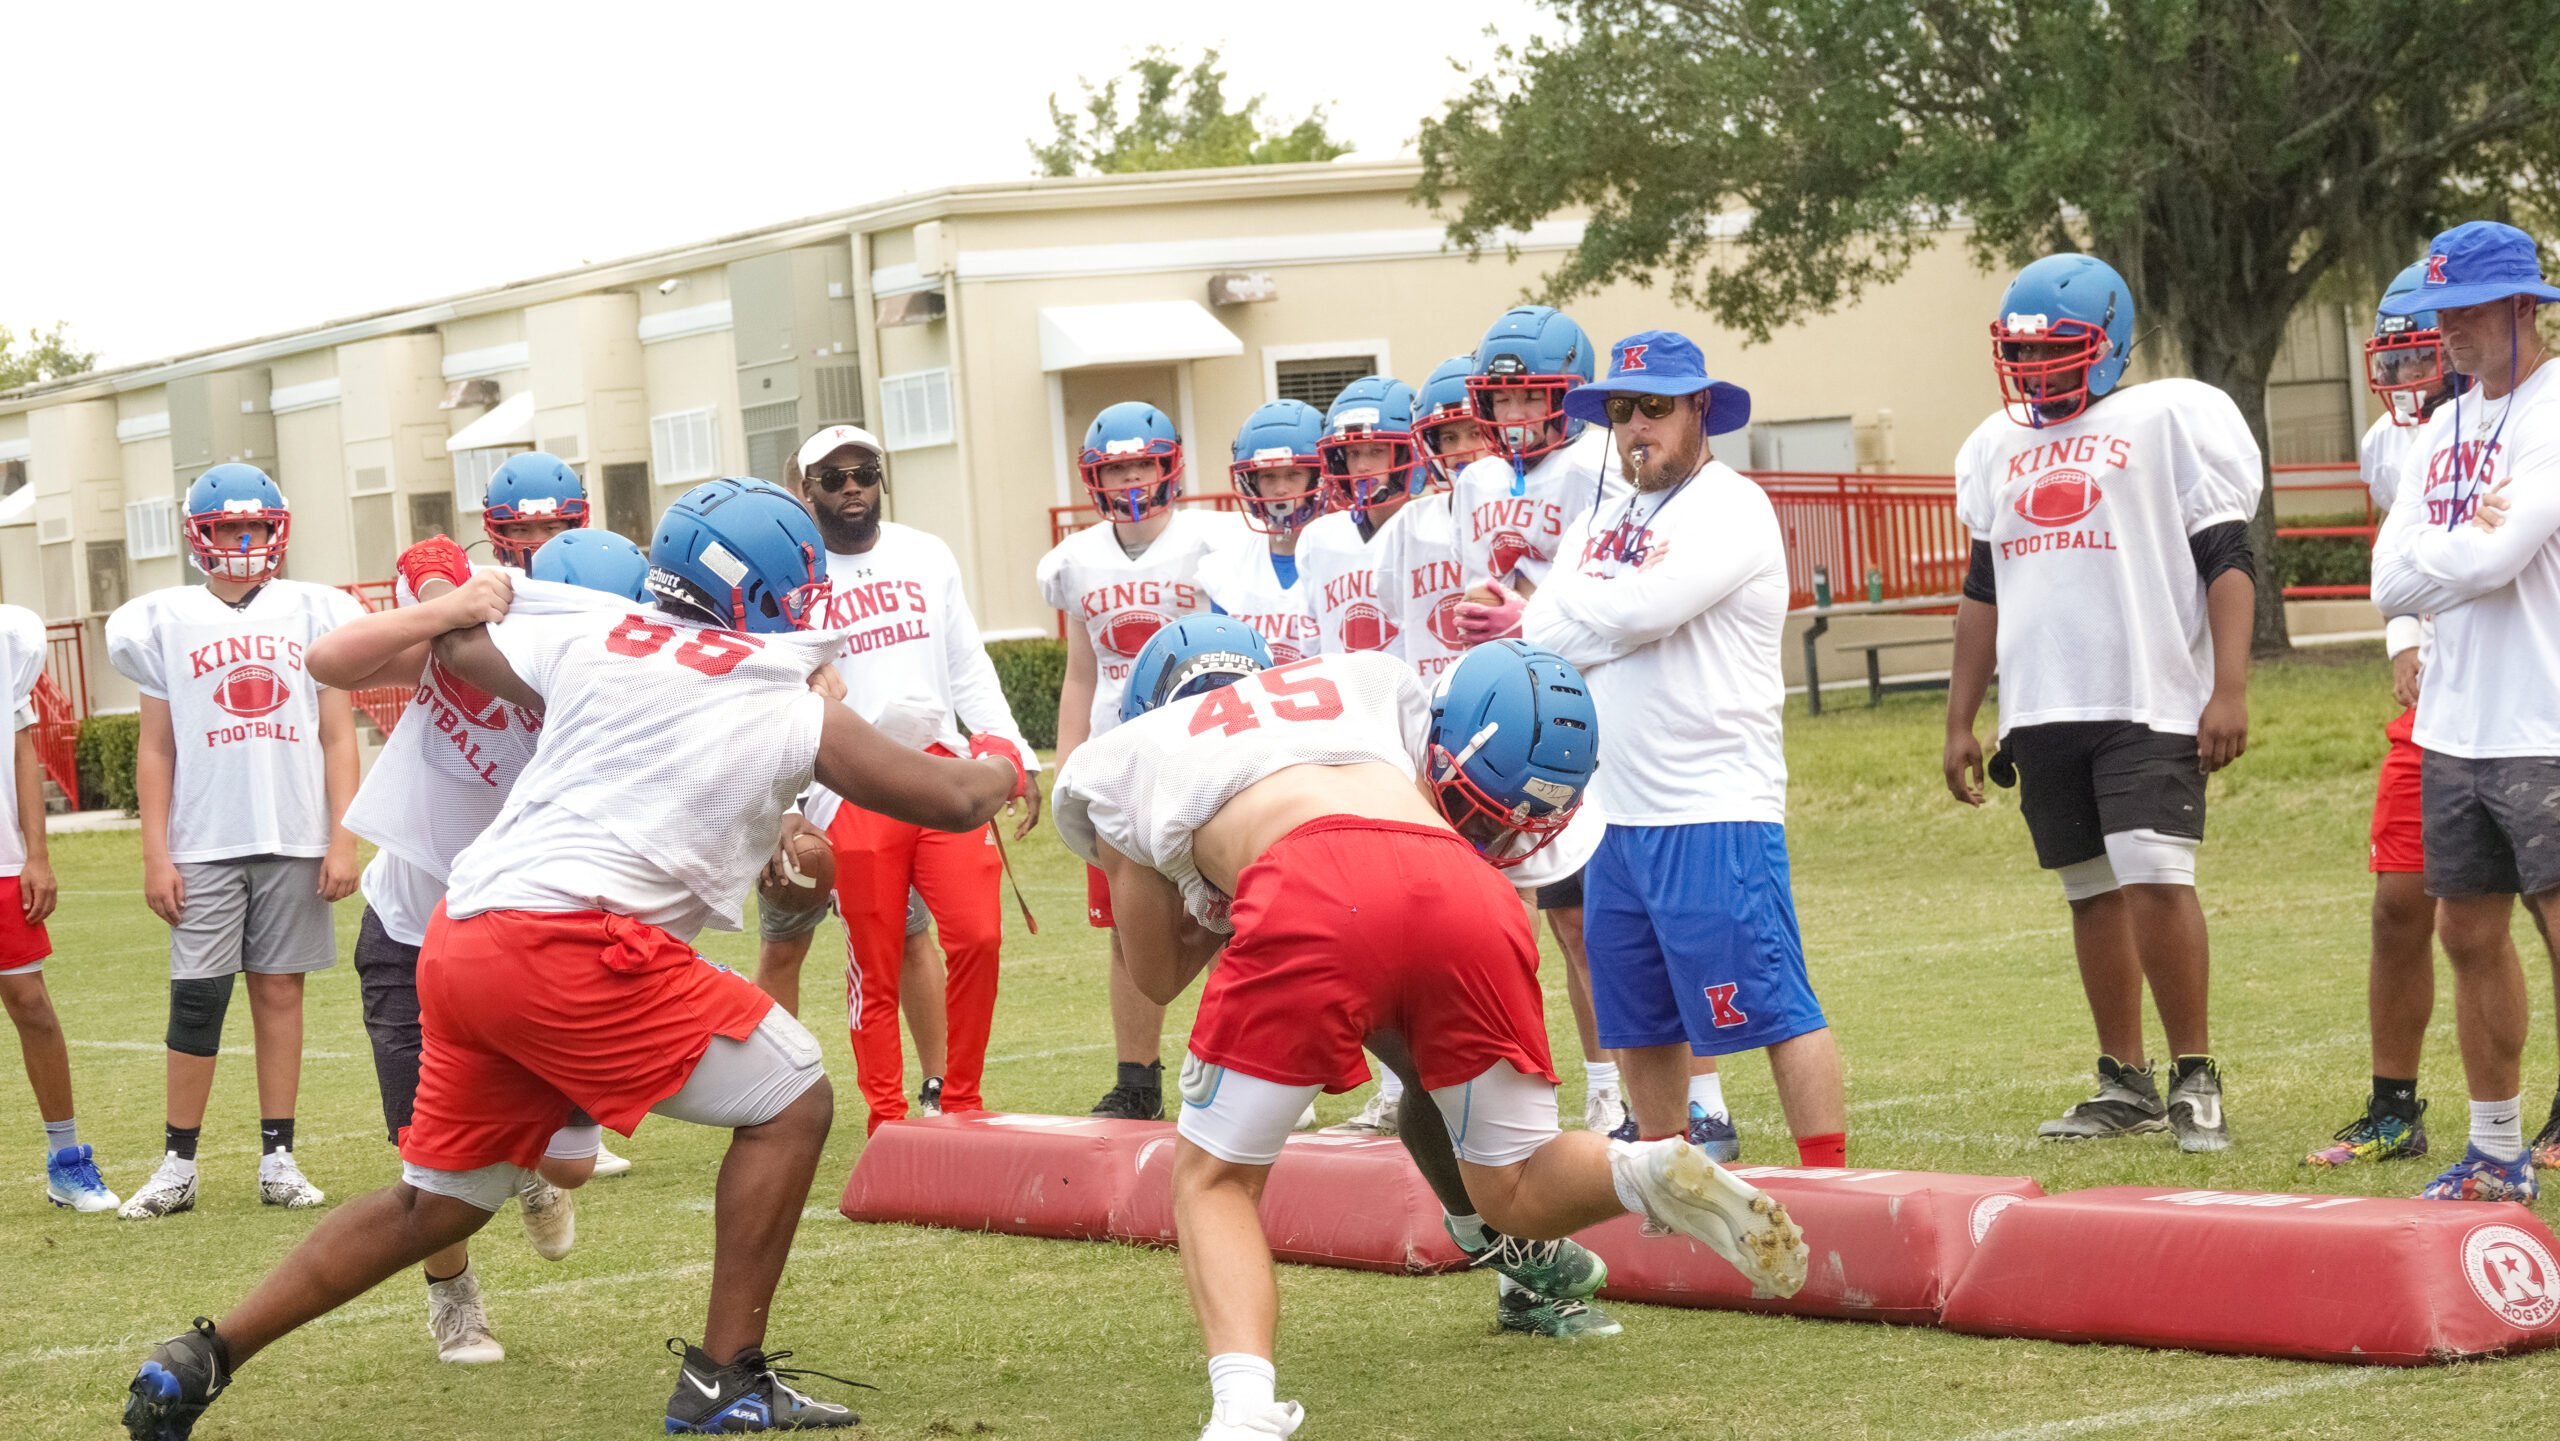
[1796,1132,1847,1168]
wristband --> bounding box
[970,734,1029,802]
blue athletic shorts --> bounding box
[1584,821,1828,1056]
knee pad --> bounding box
[2104,828,2198,888]
[543,1124,604,1161]
[166,975,237,1057]
[2055,855,2120,902]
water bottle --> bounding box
[1813,565,1832,608]
[1866,567,1884,604]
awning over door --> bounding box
[1038,302,1241,372]
[443,391,536,452]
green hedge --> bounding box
[988,637,1067,750]
[75,712,141,816]
[2271,510,2374,591]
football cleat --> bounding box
[1608,1114,1639,1143]
[257,1149,325,1208]
[1496,1283,1623,1339]
[2165,1057,2231,1153]
[1686,1104,1741,1163]
[2531,1092,2560,1171]
[1609,1137,1808,1297]
[592,1143,633,1178]
[2038,1057,2168,1141]
[917,1076,945,1118]
[46,1143,120,1212]
[427,1264,505,1364]
[1320,1089,1398,1137]
[118,1154,198,1221]
[2304,1099,2428,1168]
[2421,1146,2539,1204]
[1090,1063,1164,1121]
[1451,1220,1607,1301]
[518,1172,576,1261]
[123,1317,230,1441]
[663,1338,870,1432]
[1582,1081,1627,1136]
[1200,1401,1305,1441]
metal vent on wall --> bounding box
[650,410,720,486]
[1274,357,1377,414]
[126,497,178,560]
[351,466,392,496]
[38,515,72,544]
[813,364,864,426]
[743,401,800,484]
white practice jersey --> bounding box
[0,605,48,878]
[1373,491,1470,681]
[1196,542,1319,664]
[106,580,366,863]
[1451,428,1628,591]
[2360,415,2435,671]
[1953,378,2262,739]
[1299,511,1397,654]
[444,600,843,940]
[1036,508,1246,740]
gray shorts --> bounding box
[2423,751,2560,899]
[757,884,930,942]
[170,855,337,979]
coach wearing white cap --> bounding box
[1469,330,1849,1168]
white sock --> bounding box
[1687,1070,1727,1119]
[1445,1211,1489,1250]
[1376,1069,1405,1102]
[165,1152,198,1178]
[1585,1060,1619,1090]
[1208,1352,1276,1424]
[2472,1096,2526,1163]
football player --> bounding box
[1300,377,1421,657]
[124,479,1025,1438]
[1451,305,1629,605]
[0,602,118,1213]
[303,526,651,1364]
[478,451,591,568]
[1197,400,1325,666]
[1034,401,1246,1121]
[105,465,365,1221]
[1942,254,2261,1152]
[1055,626,1806,1439]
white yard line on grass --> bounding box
[1948,1371,2376,1441]
[68,1039,354,1059]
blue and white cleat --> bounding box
[663,1338,868,1432]
[1687,1104,1742,1164]
[123,1318,230,1441]
[2421,1145,2539,1204]
[46,1144,120,1212]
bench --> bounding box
[1835,637,1952,709]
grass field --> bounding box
[7,643,2560,1440]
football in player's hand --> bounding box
[1462,584,1503,608]
[759,814,835,908]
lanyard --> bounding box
[1599,476,1692,566]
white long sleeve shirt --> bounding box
[1521,459,1789,826]
[2359,415,2431,664]
[2370,362,2560,758]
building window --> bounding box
[85,541,128,615]
[409,492,455,546]
[602,463,652,544]
[1,460,24,497]
[650,409,721,486]
[453,446,528,514]
[743,401,801,486]
[126,496,179,560]
[1274,356,1378,413]
[878,369,954,450]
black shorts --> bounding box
[2423,751,2560,899]
[1535,867,1584,911]
[2005,721,2206,870]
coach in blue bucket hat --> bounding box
[2380,221,2560,315]
[1561,330,1752,435]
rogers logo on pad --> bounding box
[211,664,292,719]
[2013,469,2105,527]
[1969,1193,2021,1246]
[2463,1223,2559,1329]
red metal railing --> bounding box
[30,671,78,810]
[2270,462,2377,601]
[1753,472,1966,609]
[43,622,86,720]
[337,582,414,735]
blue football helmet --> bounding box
[645,478,829,634]
[185,463,291,581]
[531,528,651,600]
[1080,402,1184,523]
[1319,378,1423,522]
[2368,260,2471,426]
[482,452,591,567]
[1427,639,1598,868]
[1467,306,1595,481]
[1121,615,1274,724]
[1413,353,1488,493]
[1228,400,1327,535]
[1990,254,2135,428]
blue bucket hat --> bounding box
[2380,222,2560,316]
[1559,330,1751,436]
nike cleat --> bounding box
[1450,1220,1607,1300]
[427,1264,505,1364]
[2421,1146,2539,1204]
[1609,1137,1809,1297]
[123,1318,230,1441]
[118,1154,198,1221]
[257,1148,325,1208]
[917,1076,945,1117]
[664,1338,870,1432]
[1496,1283,1623,1339]
[591,1143,633,1178]
[1199,1401,1305,1440]
[46,1143,121,1212]
[2165,1057,2231,1153]
[1608,1114,1638,1143]
[1687,1104,1741,1163]
[518,1172,576,1261]
[2305,1099,2428,1167]
[1582,1080,1628,1136]
[2039,1056,2168,1141]
[2532,1092,2560,1171]
[1320,1089,1398,1137]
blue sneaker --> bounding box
[1687,1105,1741,1163]
[47,1143,121,1212]
[124,1318,231,1440]
[663,1339,868,1432]
[2420,1145,2538,1204]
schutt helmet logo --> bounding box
[2014,469,2105,528]
[1098,610,1169,659]
[1426,593,1469,650]
[211,664,292,719]
[1338,602,1398,653]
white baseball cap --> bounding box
[795,424,885,472]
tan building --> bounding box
[0,160,2374,713]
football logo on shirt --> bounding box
[1337,603,1399,653]
[425,657,511,730]
[2013,469,2105,527]
[1488,530,1535,580]
[211,664,292,718]
[1426,594,1468,651]
[1098,610,1169,659]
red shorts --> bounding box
[1186,816,1557,1094]
[400,905,775,1173]
[1086,864,1115,929]
[0,877,51,974]
[2371,708,2425,874]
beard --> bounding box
[1620,424,1706,491]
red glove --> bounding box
[397,535,472,601]
[970,734,1030,802]
[1455,581,1527,644]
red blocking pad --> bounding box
[1940,1186,2560,1364]
[838,1112,1157,1240]
[1113,1131,1474,1275]
[1583,1166,2045,1324]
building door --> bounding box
[603,463,652,545]
[1061,364,1181,491]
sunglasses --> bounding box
[808,464,884,493]
[1603,393,1684,424]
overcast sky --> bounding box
[3,0,1557,371]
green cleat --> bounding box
[1497,1284,1623,1339]
[1447,1220,1608,1301]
